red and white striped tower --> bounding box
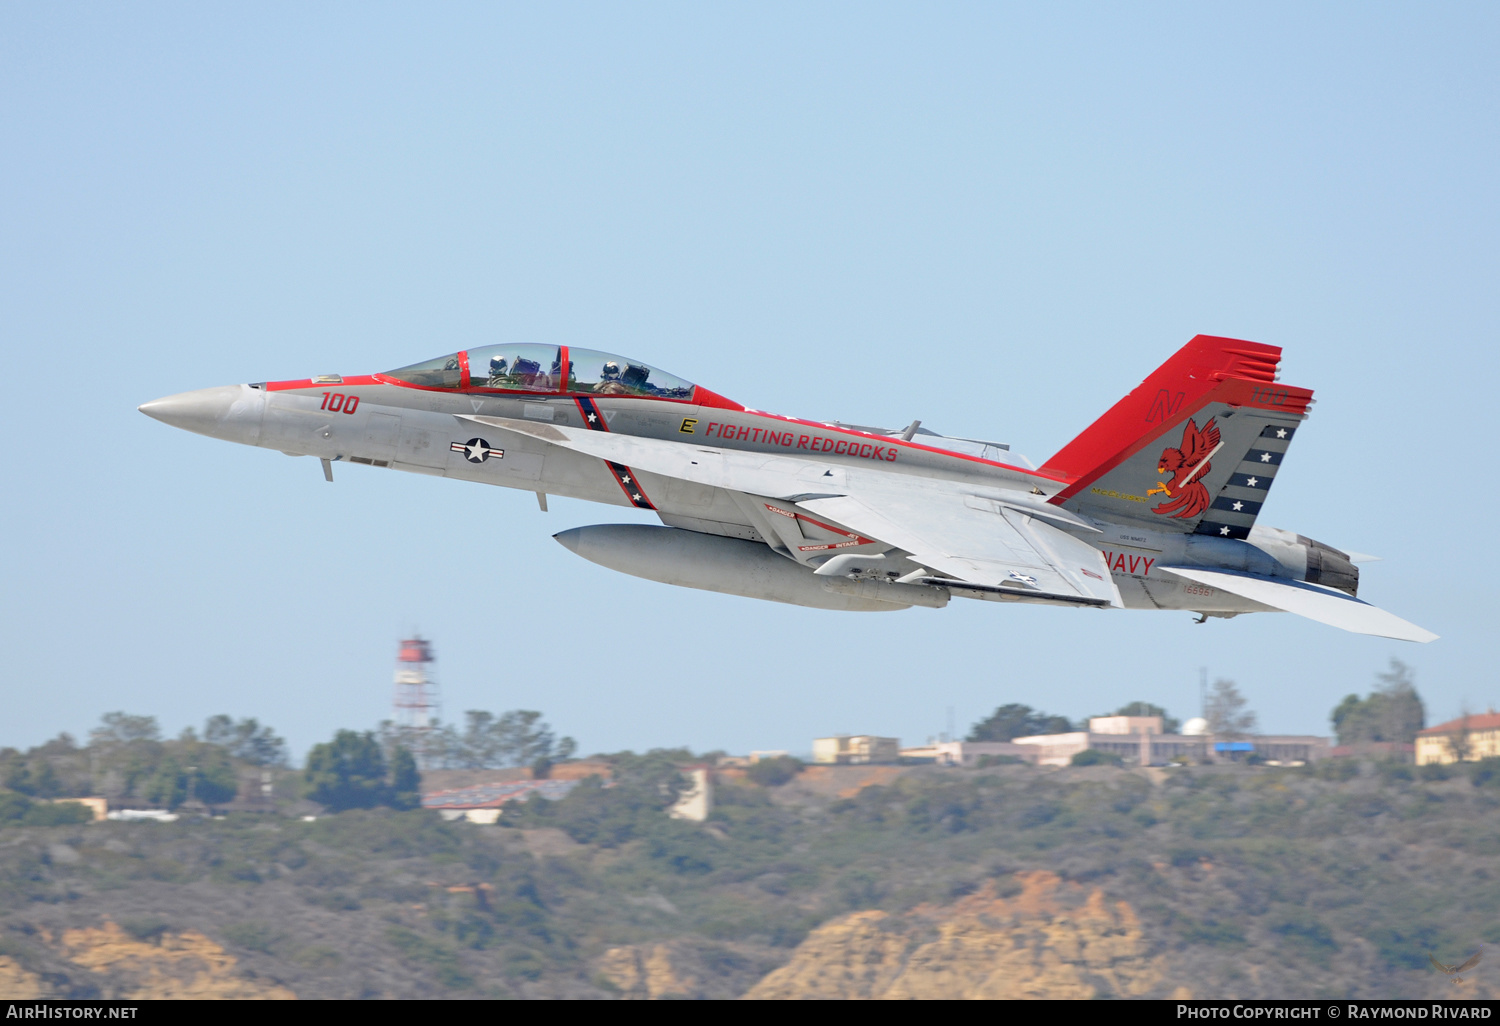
[394,636,440,765]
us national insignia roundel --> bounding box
[451,438,505,464]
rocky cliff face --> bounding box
[597,943,699,999]
[0,921,293,999]
[594,938,784,1000]
[743,870,1187,1000]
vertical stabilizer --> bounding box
[1041,336,1313,535]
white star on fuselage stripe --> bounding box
[621,475,631,484]
[588,413,597,423]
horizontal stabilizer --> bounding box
[1157,567,1437,643]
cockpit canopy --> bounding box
[384,344,695,400]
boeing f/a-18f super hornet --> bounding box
[140,335,1435,642]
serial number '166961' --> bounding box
[319,393,361,414]
[1182,583,1216,597]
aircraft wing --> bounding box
[463,415,1121,607]
[1156,566,1438,643]
[793,492,1121,606]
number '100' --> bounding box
[319,392,361,414]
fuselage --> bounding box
[140,363,1339,617]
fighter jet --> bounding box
[139,335,1435,642]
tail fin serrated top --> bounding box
[1042,335,1313,535]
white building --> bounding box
[1009,731,1095,767]
[1010,716,1331,767]
[1090,716,1165,737]
[899,741,1037,766]
[812,735,900,765]
[669,766,713,822]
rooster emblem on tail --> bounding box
[1147,417,1222,519]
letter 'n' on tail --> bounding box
[1039,335,1314,537]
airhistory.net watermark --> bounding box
[5,1008,137,1019]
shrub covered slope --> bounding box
[1,759,1497,998]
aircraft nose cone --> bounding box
[139,385,264,445]
[138,386,236,431]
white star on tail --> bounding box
[1276,428,1287,438]
[1220,526,1231,535]
[1260,452,1272,462]
[1246,477,1258,487]
[1232,501,1243,511]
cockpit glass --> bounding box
[384,352,463,389]
[568,348,695,399]
[385,344,692,398]
[467,344,563,392]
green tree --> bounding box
[188,746,239,806]
[1071,749,1124,767]
[747,756,803,787]
[495,710,576,766]
[453,711,503,769]
[389,746,421,811]
[29,762,62,799]
[23,802,93,827]
[1107,701,1181,734]
[144,755,187,809]
[0,749,29,794]
[0,791,32,821]
[518,749,693,847]
[203,715,288,767]
[305,731,391,811]
[90,713,161,745]
[1330,660,1425,746]
[427,709,578,769]
[1205,679,1257,739]
[967,704,1073,742]
[89,714,167,799]
[2,741,76,797]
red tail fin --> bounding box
[1042,335,1313,515]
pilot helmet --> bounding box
[489,356,508,373]
[602,361,620,378]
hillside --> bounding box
[2,759,1498,999]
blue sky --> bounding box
[2,3,1496,759]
